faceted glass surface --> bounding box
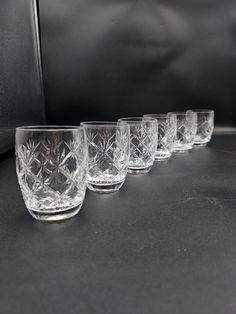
[118,118,157,173]
[168,112,197,152]
[144,114,176,161]
[193,110,214,144]
[82,122,130,192]
[15,126,87,221]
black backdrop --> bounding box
[0,0,45,153]
[38,0,236,126]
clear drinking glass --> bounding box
[81,122,130,193]
[192,110,214,145]
[15,126,87,222]
[118,117,157,174]
[144,114,176,161]
[168,111,197,152]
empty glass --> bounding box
[144,114,176,161]
[81,122,130,193]
[192,110,214,145]
[118,117,157,174]
[15,126,87,221]
[168,111,197,152]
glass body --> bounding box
[192,110,214,145]
[168,112,197,152]
[81,122,130,193]
[15,126,87,221]
[144,114,176,161]
[118,117,157,173]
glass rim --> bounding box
[81,121,129,127]
[143,114,171,119]
[16,125,83,132]
[168,111,196,116]
[188,109,214,113]
[118,117,156,123]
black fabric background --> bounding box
[38,0,236,126]
[0,0,45,154]
[1,0,236,153]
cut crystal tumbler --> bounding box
[81,122,130,193]
[118,117,157,174]
[192,110,214,145]
[16,126,87,221]
[144,114,176,161]
[168,111,197,152]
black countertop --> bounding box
[1,134,236,314]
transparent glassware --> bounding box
[168,111,197,152]
[15,126,87,222]
[81,122,130,193]
[191,110,215,145]
[118,117,157,174]
[144,114,176,161]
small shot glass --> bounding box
[15,126,87,222]
[81,121,130,193]
[168,111,197,152]
[191,110,214,145]
[118,117,157,174]
[144,114,176,161]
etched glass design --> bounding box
[193,110,214,145]
[168,112,197,152]
[82,122,130,193]
[16,126,87,221]
[144,114,176,161]
[118,118,157,173]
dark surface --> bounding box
[0,0,45,154]
[1,133,236,314]
[38,0,236,125]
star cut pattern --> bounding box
[196,115,214,141]
[86,129,129,184]
[158,119,175,151]
[129,123,157,167]
[16,139,87,211]
[175,115,197,146]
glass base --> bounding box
[128,165,152,174]
[174,149,190,153]
[155,152,171,161]
[87,181,124,193]
[194,136,210,145]
[194,142,208,146]
[174,145,193,153]
[155,156,171,161]
[28,203,82,222]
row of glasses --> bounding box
[15,110,214,222]
[169,109,214,151]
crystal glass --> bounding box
[168,111,197,152]
[81,122,130,193]
[144,114,176,161]
[192,110,214,145]
[15,126,87,222]
[118,117,157,174]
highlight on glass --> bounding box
[144,114,176,161]
[167,111,197,152]
[118,117,157,174]
[15,126,88,221]
[81,121,130,193]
